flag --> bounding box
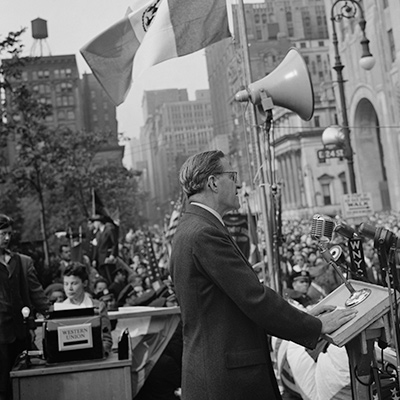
[164,194,184,243]
[110,308,181,397]
[143,232,163,290]
[92,188,111,220]
[80,0,231,106]
[92,189,119,227]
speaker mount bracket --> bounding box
[259,90,274,112]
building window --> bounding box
[300,42,306,48]
[262,13,267,23]
[321,182,332,205]
[92,102,97,110]
[32,71,38,80]
[22,71,28,81]
[314,116,320,127]
[255,14,260,23]
[318,41,325,47]
[67,110,75,120]
[54,69,59,79]
[339,172,348,194]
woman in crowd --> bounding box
[62,262,113,357]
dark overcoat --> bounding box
[170,204,322,400]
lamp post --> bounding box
[330,0,375,193]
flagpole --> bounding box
[91,188,95,216]
[236,0,276,291]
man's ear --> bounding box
[207,175,218,191]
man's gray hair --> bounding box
[179,150,225,197]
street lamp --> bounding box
[330,0,375,193]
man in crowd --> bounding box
[91,214,118,283]
[170,150,357,400]
[56,244,72,279]
[0,214,50,400]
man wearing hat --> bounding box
[284,270,314,309]
[90,214,118,283]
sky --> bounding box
[0,0,213,139]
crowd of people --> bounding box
[1,155,400,400]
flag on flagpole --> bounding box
[80,0,231,106]
[164,194,185,243]
[143,232,163,290]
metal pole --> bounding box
[330,12,357,193]
[236,0,275,289]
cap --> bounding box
[290,270,311,282]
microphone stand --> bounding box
[375,240,400,383]
[319,244,371,307]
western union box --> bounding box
[43,314,104,363]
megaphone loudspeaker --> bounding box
[235,47,315,121]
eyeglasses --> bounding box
[215,171,238,183]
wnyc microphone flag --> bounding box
[80,0,231,106]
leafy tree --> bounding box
[1,30,147,262]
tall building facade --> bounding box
[139,89,214,223]
[1,55,121,168]
[320,0,400,215]
[81,73,122,166]
[206,0,341,218]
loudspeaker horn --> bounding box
[235,47,315,121]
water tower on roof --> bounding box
[30,18,51,56]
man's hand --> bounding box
[314,306,358,334]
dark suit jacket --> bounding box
[170,204,322,400]
[0,253,50,343]
[94,223,118,268]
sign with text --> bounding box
[57,323,93,351]
[341,193,373,219]
[317,147,344,161]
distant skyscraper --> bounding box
[139,89,214,223]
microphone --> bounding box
[358,222,400,250]
[310,215,371,307]
[310,214,335,243]
[334,222,357,240]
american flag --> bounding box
[143,232,163,290]
[165,194,185,243]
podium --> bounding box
[311,280,396,399]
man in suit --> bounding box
[91,214,118,283]
[170,150,357,400]
[0,214,50,400]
